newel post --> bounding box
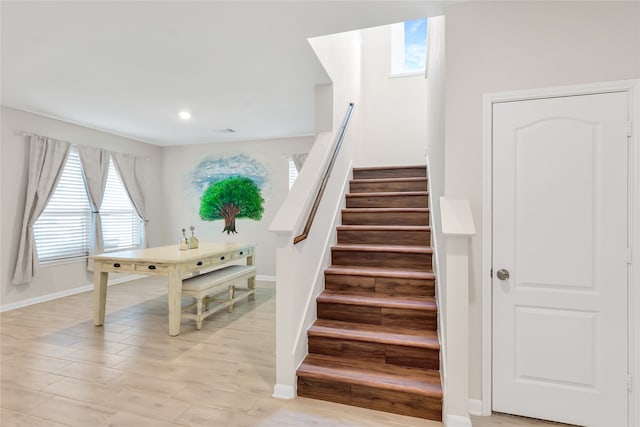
[440,197,476,426]
[271,232,297,399]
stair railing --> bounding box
[293,102,355,244]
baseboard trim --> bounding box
[468,398,484,416]
[2,273,276,312]
[0,274,146,312]
[272,384,295,400]
[445,414,473,427]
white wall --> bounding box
[359,24,428,166]
[1,106,164,307]
[271,29,363,397]
[161,136,314,278]
[424,12,453,417]
[444,1,640,399]
[315,83,333,133]
[425,15,446,293]
[309,31,363,133]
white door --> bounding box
[492,92,629,426]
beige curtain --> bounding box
[78,146,110,270]
[12,136,71,284]
[112,152,148,247]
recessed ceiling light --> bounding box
[178,111,191,120]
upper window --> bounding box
[34,149,143,264]
[390,18,428,77]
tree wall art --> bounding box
[192,154,267,234]
[200,176,264,234]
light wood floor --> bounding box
[1,276,567,426]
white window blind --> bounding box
[101,159,143,251]
[33,149,91,262]
[33,149,143,264]
[288,158,299,190]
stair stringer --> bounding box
[270,135,355,399]
[291,162,353,381]
[426,154,448,420]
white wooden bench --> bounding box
[181,264,257,330]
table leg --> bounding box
[227,285,235,312]
[93,268,108,326]
[247,254,256,300]
[168,268,182,336]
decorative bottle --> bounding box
[179,228,190,250]
[189,225,199,249]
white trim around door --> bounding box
[481,79,640,425]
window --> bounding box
[288,158,298,190]
[33,149,143,263]
[390,18,428,77]
[101,159,143,251]
[33,149,91,262]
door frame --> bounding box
[481,79,640,424]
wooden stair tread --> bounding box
[343,207,429,213]
[346,191,428,197]
[325,265,435,280]
[350,177,427,184]
[332,243,433,254]
[302,165,440,420]
[298,354,442,398]
[353,165,427,172]
[337,225,430,232]
[318,291,436,311]
[310,319,439,349]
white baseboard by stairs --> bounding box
[445,414,473,427]
[468,398,483,416]
[272,384,295,400]
[443,399,483,426]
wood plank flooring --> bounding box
[1,276,571,426]
[1,277,436,426]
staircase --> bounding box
[296,165,442,421]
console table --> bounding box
[91,242,255,336]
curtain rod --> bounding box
[16,131,151,161]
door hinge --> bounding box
[628,248,633,265]
[628,374,633,392]
[628,121,633,137]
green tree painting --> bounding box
[199,176,264,234]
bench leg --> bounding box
[247,255,256,301]
[248,275,256,301]
[196,298,203,330]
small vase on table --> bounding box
[179,228,190,251]
[189,225,199,249]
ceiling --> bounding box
[1,1,446,146]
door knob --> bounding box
[496,269,510,280]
